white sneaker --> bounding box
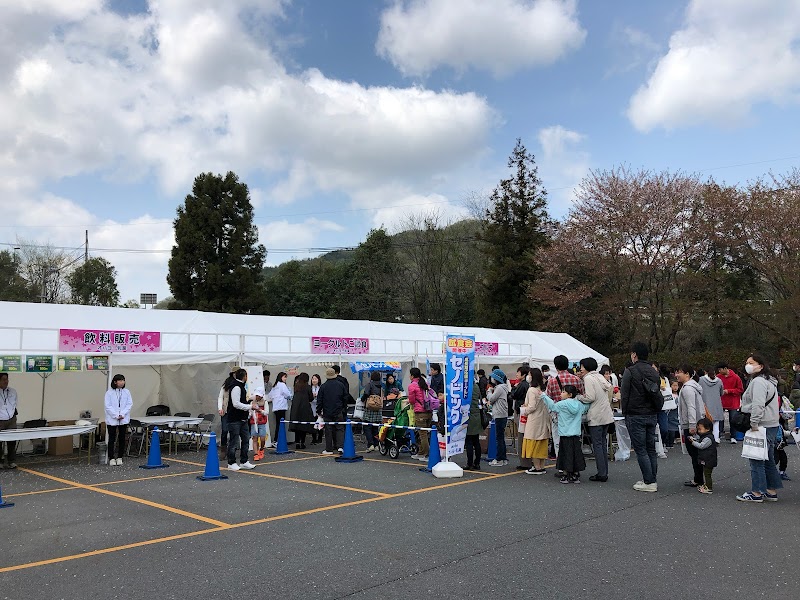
[366,446,375,453]
[730,439,737,444]
[322,450,334,455]
[337,448,344,453]
[117,458,123,465]
[227,463,241,471]
[657,453,667,459]
[489,459,503,467]
[417,455,429,461]
[633,482,657,492]
[240,461,255,470]
[109,458,118,466]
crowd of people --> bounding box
[482,342,798,501]
[4,341,797,507]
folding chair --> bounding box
[15,419,48,456]
[126,419,147,456]
[197,413,216,449]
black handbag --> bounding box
[731,389,776,432]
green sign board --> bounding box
[25,355,53,373]
[0,356,22,372]
[57,356,83,372]
[85,355,109,371]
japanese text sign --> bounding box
[444,334,475,458]
[59,329,161,353]
[311,336,369,355]
[475,341,499,356]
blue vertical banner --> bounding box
[444,334,475,458]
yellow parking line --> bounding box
[19,468,230,528]
[3,486,79,498]
[239,469,390,497]
[0,527,226,574]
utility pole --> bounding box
[85,230,88,264]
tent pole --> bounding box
[40,373,47,419]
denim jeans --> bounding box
[226,420,250,465]
[363,423,378,447]
[495,417,507,461]
[626,414,658,484]
[749,426,783,493]
[589,424,609,478]
[723,410,739,439]
[220,413,229,445]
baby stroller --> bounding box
[378,399,419,459]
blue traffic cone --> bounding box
[335,420,364,463]
[486,420,497,461]
[197,432,228,481]
[420,427,442,473]
[271,419,294,455]
[140,427,169,469]
[0,482,14,508]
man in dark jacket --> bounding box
[621,341,661,492]
[429,363,445,396]
[318,367,347,455]
[511,366,530,470]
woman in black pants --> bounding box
[104,374,133,466]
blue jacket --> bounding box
[541,393,589,437]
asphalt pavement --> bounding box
[0,439,796,599]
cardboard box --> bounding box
[47,419,77,456]
[48,435,75,456]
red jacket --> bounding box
[718,371,743,410]
[408,379,427,413]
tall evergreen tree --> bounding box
[479,139,552,327]
[168,172,266,313]
[340,228,401,322]
[66,257,120,306]
[0,250,35,302]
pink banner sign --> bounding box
[475,341,499,356]
[311,336,369,355]
[59,329,161,353]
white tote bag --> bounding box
[353,398,365,420]
[741,427,769,461]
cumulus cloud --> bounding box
[537,125,590,215]
[376,0,586,77]
[0,1,497,299]
[627,0,800,131]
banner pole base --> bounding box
[432,461,463,478]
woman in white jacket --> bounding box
[104,374,133,466]
[579,358,614,482]
[268,372,292,448]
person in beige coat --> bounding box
[520,368,551,475]
[579,358,614,482]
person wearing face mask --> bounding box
[736,353,782,503]
[104,374,133,466]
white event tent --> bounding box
[0,301,607,425]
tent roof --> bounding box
[0,301,608,366]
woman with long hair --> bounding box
[310,373,323,444]
[520,368,550,475]
[736,353,782,502]
[289,373,314,449]
[268,372,291,448]
[361,371,384,452]
[408,367,432,460]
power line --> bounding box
[2,153,797,231]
